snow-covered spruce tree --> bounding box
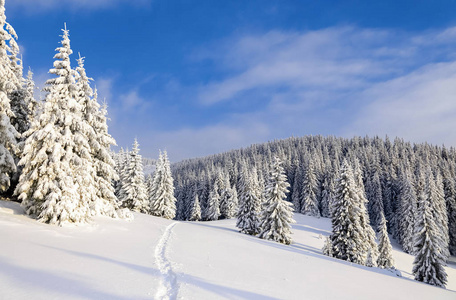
[23,69,39,123]
[291,165,302,212]
[15,25,94,224]
[149,150,177,219]
[189,193,201,221]
[320,165,335,218]
[353,158,379,266]
[258,156,295,245]
[397,168,417,254]
[205,183,221,221]
[377,212,395,269]
[220,176,238,219]
[300,160,319,217]
[432,171,450,261]
[330,160,369,265]
[236,164,261,235]
[115,148,128,202]
[322,236,333,257]
[442,168,456,256]
[366,168,383,229]
[75,57,119,217]
[413,170,448,288]
[0,0,20,193]
[121,139,148,213]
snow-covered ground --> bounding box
[1,199,455,300]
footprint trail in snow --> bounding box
[154,222,178,300]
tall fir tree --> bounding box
[15,25,93,224]
[236,164,261,235]
[120,139,148,213]
[205,183,221,221]
[366,168,384,229]
[397,168,417,254]
[258,156,295,245]
[377,212,395,269]
[413,169,448,288]
[75,56,118,217]
[189,193,202,221]
[442,168,456,256]
[353,158,379,265]
[0,0,20,193]
[220,176,238,219]
[300,160,319,217]
[330,160,369,265]
[149,150,177,219]
[291,165,302,212]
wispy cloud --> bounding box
[7,0,151,13]
[196,27,405,105]
[176,26,456,159]
[346,62,456,146]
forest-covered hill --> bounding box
[171,135,456,258]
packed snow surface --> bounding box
[1,200,455,299]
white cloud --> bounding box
[346,62,456,147]
[183,26,456,159]
[119,90,149,110]
[7,0,151,13]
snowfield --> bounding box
[1,200,455,300]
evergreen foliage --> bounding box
[330,160,371,265]
[149,150,177,219]
[397,168,417,254]
[413,169,448,288]
[120,139,148,213]
[258,156,294,245]
[300,160,319,216]
[189,193,201,221]
[205,183,221,221]
[0,0,19,192]
[15,26,92,224]
[236,164,260,235]
[377,212,395,269]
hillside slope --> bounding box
[1,200,455,299]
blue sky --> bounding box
[7,0,456,161]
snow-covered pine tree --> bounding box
[320,163,334,218]
[75,57,119,217]
[205,183,221,221]
[397,168,417,254]
[219,176,238,219]
[377,211,395,269]
[291,164,302,212]
[353,158,379,266]
[0,0,20,192]
[121,139,148,213]
[330,160,368,265]
[442,167,456,256]
[24,69,39,123]
[322,236,333,257]
[236,164,261,235]
[300,160,319,217]
[258,156,295,245]
[413,169,448,288]
[15,25,93,224]
[433,171,450,260]
[149,150,177,219]
[189,193,201,221]
[366,167,383,229]
[115,148,128,201]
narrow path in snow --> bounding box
[154,222,179,300]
